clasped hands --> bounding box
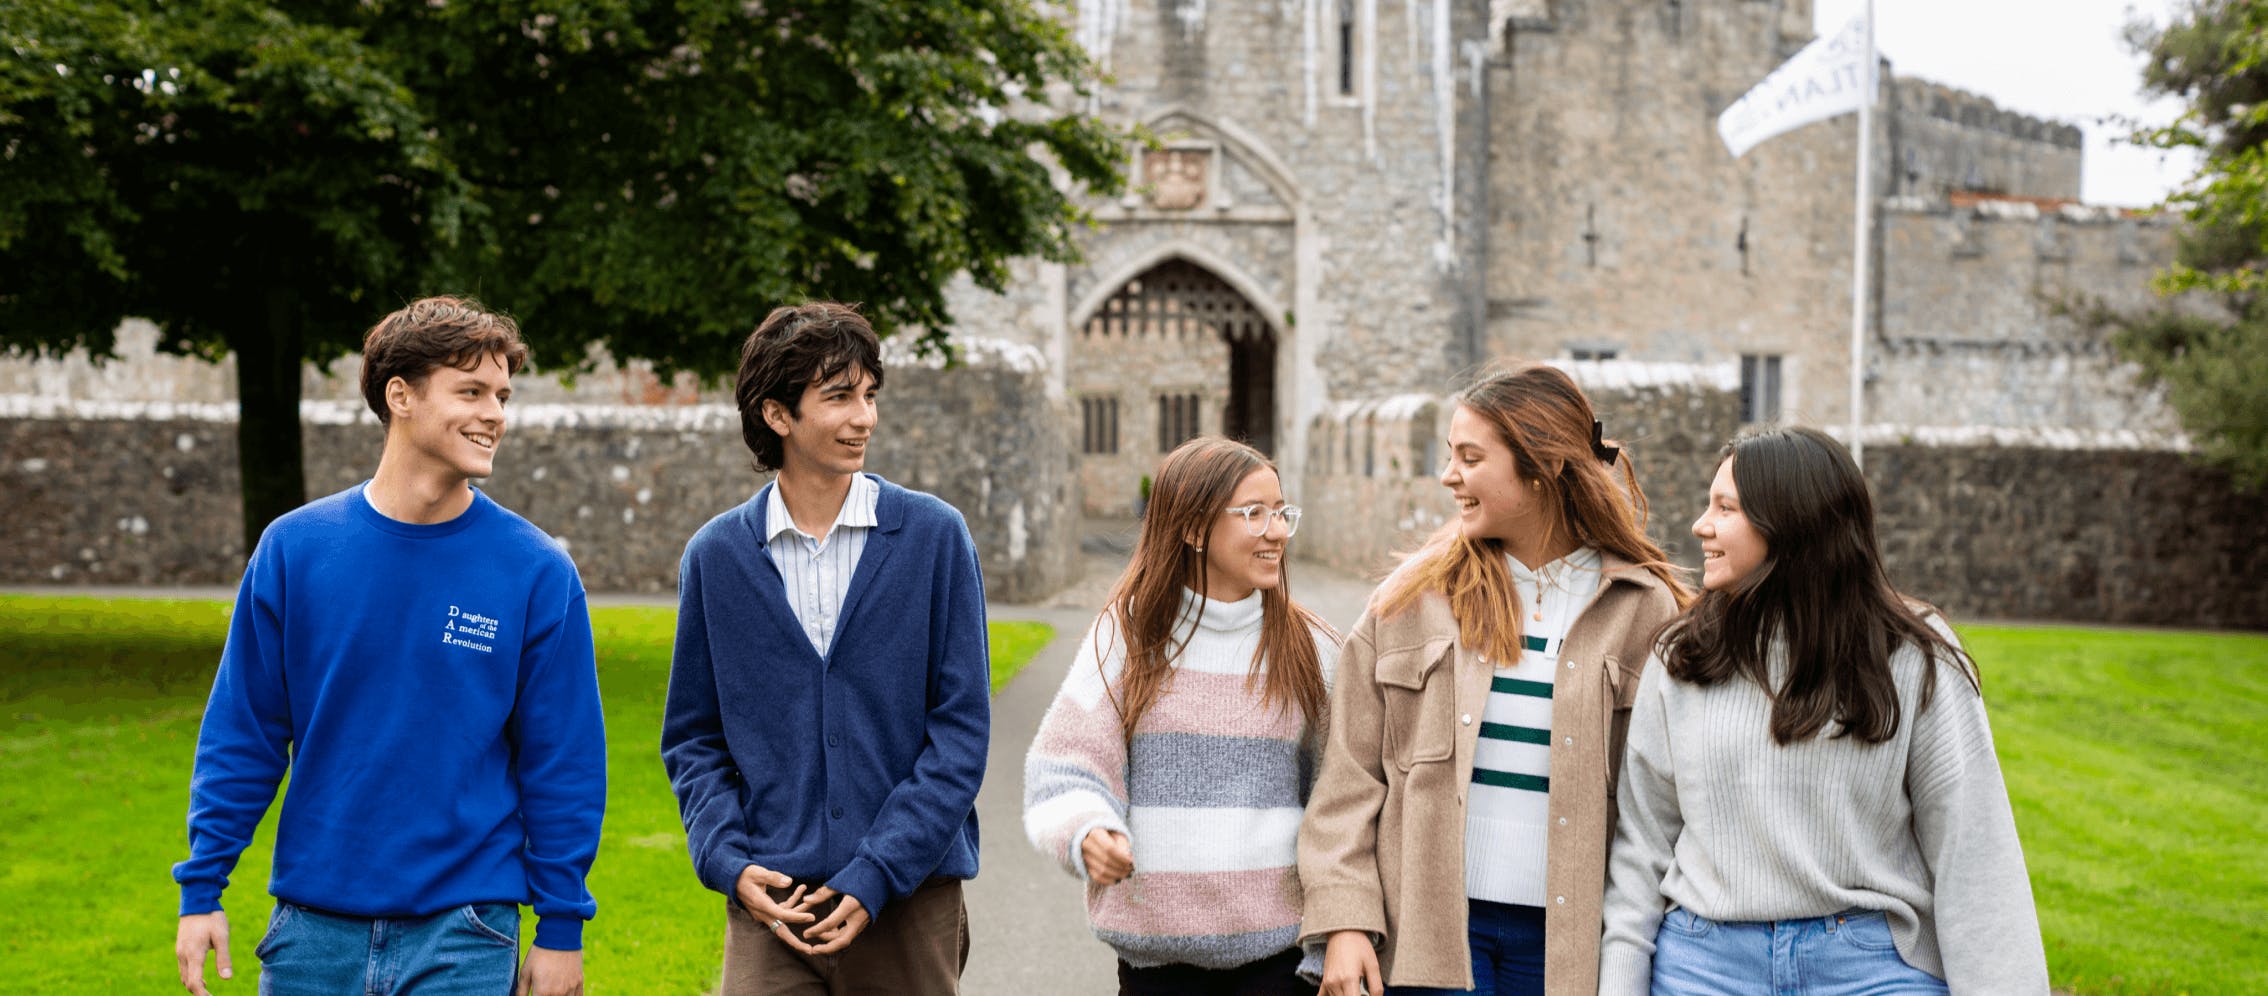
[734,865,871,955]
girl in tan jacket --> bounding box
[1298,364,1687,995]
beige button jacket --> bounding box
[1297,553,1680,993]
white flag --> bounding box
[1717,14,1873,158]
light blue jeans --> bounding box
[256,900,520,995]
[1652,907,1950,996]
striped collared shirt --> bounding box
[764,473,879,657]
[1465,545,1604,906]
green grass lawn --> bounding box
[3,599,2262,993]
[1960,626,2268,995]
[0,595,1052,995]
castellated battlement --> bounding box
[1891,79,2083,150]
[1871,193,2183,436]
[1887,78,2084,201]
[1880,193,2169,278]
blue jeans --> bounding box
[1388,900,1545,996]
[1652,907,1950,996]
[256,901,520,995]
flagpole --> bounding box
[1849,0,1875,470]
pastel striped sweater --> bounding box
[1023,589,1339,969]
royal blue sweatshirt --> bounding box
[662,476,990,919]
[174,483,606,950]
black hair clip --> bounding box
[1590,419,1621,464]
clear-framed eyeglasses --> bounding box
[1223,504,1303,537]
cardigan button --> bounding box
[1460,714,1472,726]
[1555,896,1566,905]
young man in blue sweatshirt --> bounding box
[172,297,606,996]
[662,302,991,994]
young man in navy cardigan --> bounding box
[662,302,991,994]
[172,297,606,996]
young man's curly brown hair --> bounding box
[358,296,529,426]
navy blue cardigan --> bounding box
[661,475,990,918]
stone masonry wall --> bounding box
[950,0,1506,504]
[1865,442,2268,629]
[1071,319,1232,515]
[1486,1,2114,430]
[1887,79,2083,202]
[1078,0,1487,399]
[0,344,1079,602]
[1294,364,2266,629]
[1871,199,2183,432]
[1489,0,1862,424]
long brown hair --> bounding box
[1661,426,1977,744]
[1378,364,1689,664]
[1100,436,1332,741]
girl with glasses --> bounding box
[1598,427,2047,993]
[1024,436,1341,996]
[1300,364,1688,995]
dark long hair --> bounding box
[1378,364,1689,663]
[1661,426,1977,744]
[1100,437,1333,741]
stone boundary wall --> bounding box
[1295,364,2265,629]
[0,345,1079,603]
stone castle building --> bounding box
[946,0,2182,514]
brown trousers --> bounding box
[720,879,969,996]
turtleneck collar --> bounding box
[1177,585,1267,634]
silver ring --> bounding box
[769,919,785,931]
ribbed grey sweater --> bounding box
[1598,624,2049,994]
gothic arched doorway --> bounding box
[1071,258,1279,515]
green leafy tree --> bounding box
[1,0,1124,549]
[2116,0,2268,487]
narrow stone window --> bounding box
[1157,391,1202,453]
[1081,395,1120,455]
[1582,203,1601,268]
[1337,0,1358,97]
[1736,215,1751,277]
[1568,345,1619,361]
[1740,354,1783,423]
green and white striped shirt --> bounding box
[1465,546,1602,906]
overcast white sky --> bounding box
[1812,0,2203,206]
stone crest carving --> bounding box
[1143,148,1209,211]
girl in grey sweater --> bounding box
[1599,426,2049,994]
